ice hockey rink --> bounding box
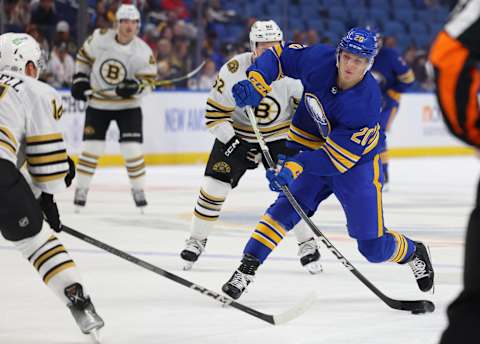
[0,155,476,344]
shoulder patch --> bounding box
[287,43,305,50]
[99,28,108,35]
[149,54,156,65]
[227,60,239,73]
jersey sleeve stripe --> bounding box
[27,152,68,166]
[78,47,94,63]
[0,126,18,146]
[0,140,16,154]
[289,123,324,141]
[324,144,355,169]
[206,98,235,112]
[325,137,360,161]
[288,131,324,150]
[397,69,415,83]
[26,133,63,144]
[205,111,232,119]
[75,57,93,67]
[269,44,284,80]
[320,146,348,173]
[30,171,68,183]
[206,119,232,128]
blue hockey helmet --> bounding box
[337,27,378,60]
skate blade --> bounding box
[89,328,101,344]
[74,206,82,214]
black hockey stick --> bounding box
[62,225,314,324]
[84,61,206,96]
[245,107,434,314]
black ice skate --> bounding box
[298,238,323,274]
[222,254,260,300]
[180,237,207,270]
[73,188,88,211]
[407,241,434,292]
[131,188,147,212]
[65,283,104,342]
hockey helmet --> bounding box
[337,27,378,72]
[0,32,43,78]
[249,20,283,53]
[116,4,141,23]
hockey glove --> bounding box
[64,156,76,188]
[115,79,141,98]
[222,136,260,169]
[266,154,304,192]
[38,193,62,232]
[71,73,91,101]
[232,71,271,107]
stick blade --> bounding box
[272,291,317,325]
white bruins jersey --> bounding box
[75,28,157,110]
[206,52,303,143]
[0,71,69,194]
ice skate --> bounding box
[298,238,323,274]
[65,283,105,341]
[73,188,88,212]
[180,237,207,270]
[131,188,147,213]
[222,254,260,300]
[407,241,434,292]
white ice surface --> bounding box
[0,156,477,344]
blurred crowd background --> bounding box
[0,0,452,91]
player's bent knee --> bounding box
[202,176,231,197]
[12,227,52,257]
[266,195,302,231]
[357,237,391,263]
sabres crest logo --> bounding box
[304,93,331,139]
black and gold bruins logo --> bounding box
[212,161,231,174]
[99,59,127,85]
[227,59,239,73]
[252,95,281,126]
[84,126,95,136]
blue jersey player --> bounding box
[369,28,415,186]
[221,28,434,300]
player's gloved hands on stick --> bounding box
[232,80,263,108]
[38,193,62,232]
[222,136,260,169]
[266,154,304,192]
[115,79,141,98]
[64,156,76,188]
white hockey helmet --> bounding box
[0,33,43,78]
[116,4,141,23]
[249,20,283,53]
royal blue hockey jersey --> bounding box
[248,43,383,176]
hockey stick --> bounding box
[245,106,435,314]
[84,61,206,97]
[62,225,314,325]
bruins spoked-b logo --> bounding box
[99,59,127,85]
[213,161,231,174]
[251,95,281,126]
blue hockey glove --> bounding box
[266,155,304,192]
[232,71,271,107]
[232,80,263,107]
